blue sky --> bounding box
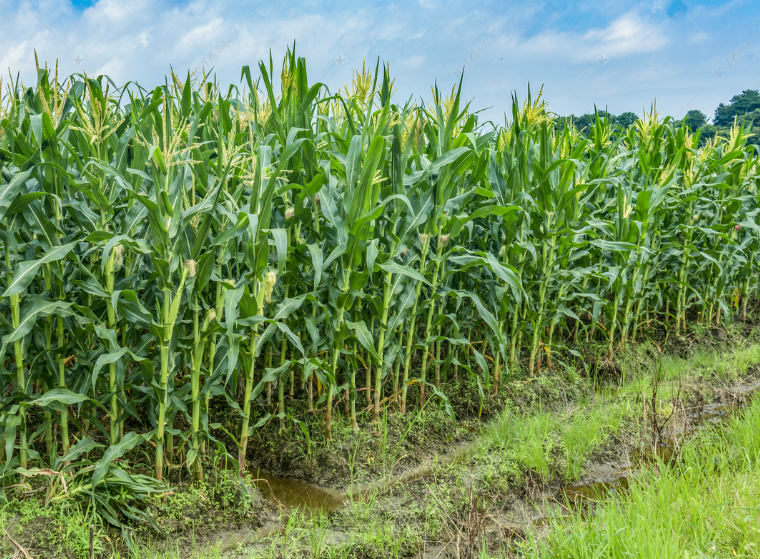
[2,0,758,122]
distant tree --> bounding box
[572,113,594,131]
[683,110,708,130]
[556,89,758,148]
[616,111,638,129]
[565,110,614,134]
[744,108,760,128]
[714,90,760,127]
[595,110,614,123]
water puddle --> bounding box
[562,477,630,503]
[692,402,737,426]
[246,440,477,516]
[244,377,760,541]
[251,470,344,514]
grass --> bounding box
[463,393,632,493]
[432,329,760,545]
[0,498,108,558]
[519,389,760,558]
[462,366,634,490]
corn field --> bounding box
[0,49,759,529]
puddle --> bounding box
[245,437,479,520]
[251,470,344,514]
[200,375,760,557]
[562,477,630,503]
[691,402,737,426]
[250,381,758,533]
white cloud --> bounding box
[0,0,755,121]
[583,13,670,56]
[687,31,711,46]
[0,41,33,79]
[401,54,425,69]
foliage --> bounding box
[683,109,707,130]
[0,48,759,533]
[714,89,760,127]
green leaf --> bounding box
[451,290,503,346]
[54,438,99,470]
[2,242,78,297]
[272,294,309,321]
[93,432,147,487]
[0,169,32,221]
[276,322,305,356]
[0,299,73,359]
[251,362,291,402]
[346,320,381,363]
[270,228,288,274]
[29,389,89,408]
[378,260,432,286]
[307,243,323,290]
[91,347,132,390]
[213,212,249,246]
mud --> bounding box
[9,330,759,559]
[211,371,758,559]
[421,368,760,557]
[252,470,345,514]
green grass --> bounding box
[461,363,634,490]
[519,393,760,559]
[480,397,631,486]
[136,338,760,558]
[455,334,760,498]
[0,498,108,558]
[619,329,760,390]
[561,403,629,480]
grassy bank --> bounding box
[520,379,760,559]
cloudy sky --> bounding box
[1,0,758,122]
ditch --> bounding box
[2,325,760,558]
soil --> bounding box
[205,338,760,558]
[3,320,760,558]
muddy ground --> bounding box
[175,324,760,558]
[3,319,760,558]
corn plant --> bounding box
[0,48,758,533]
